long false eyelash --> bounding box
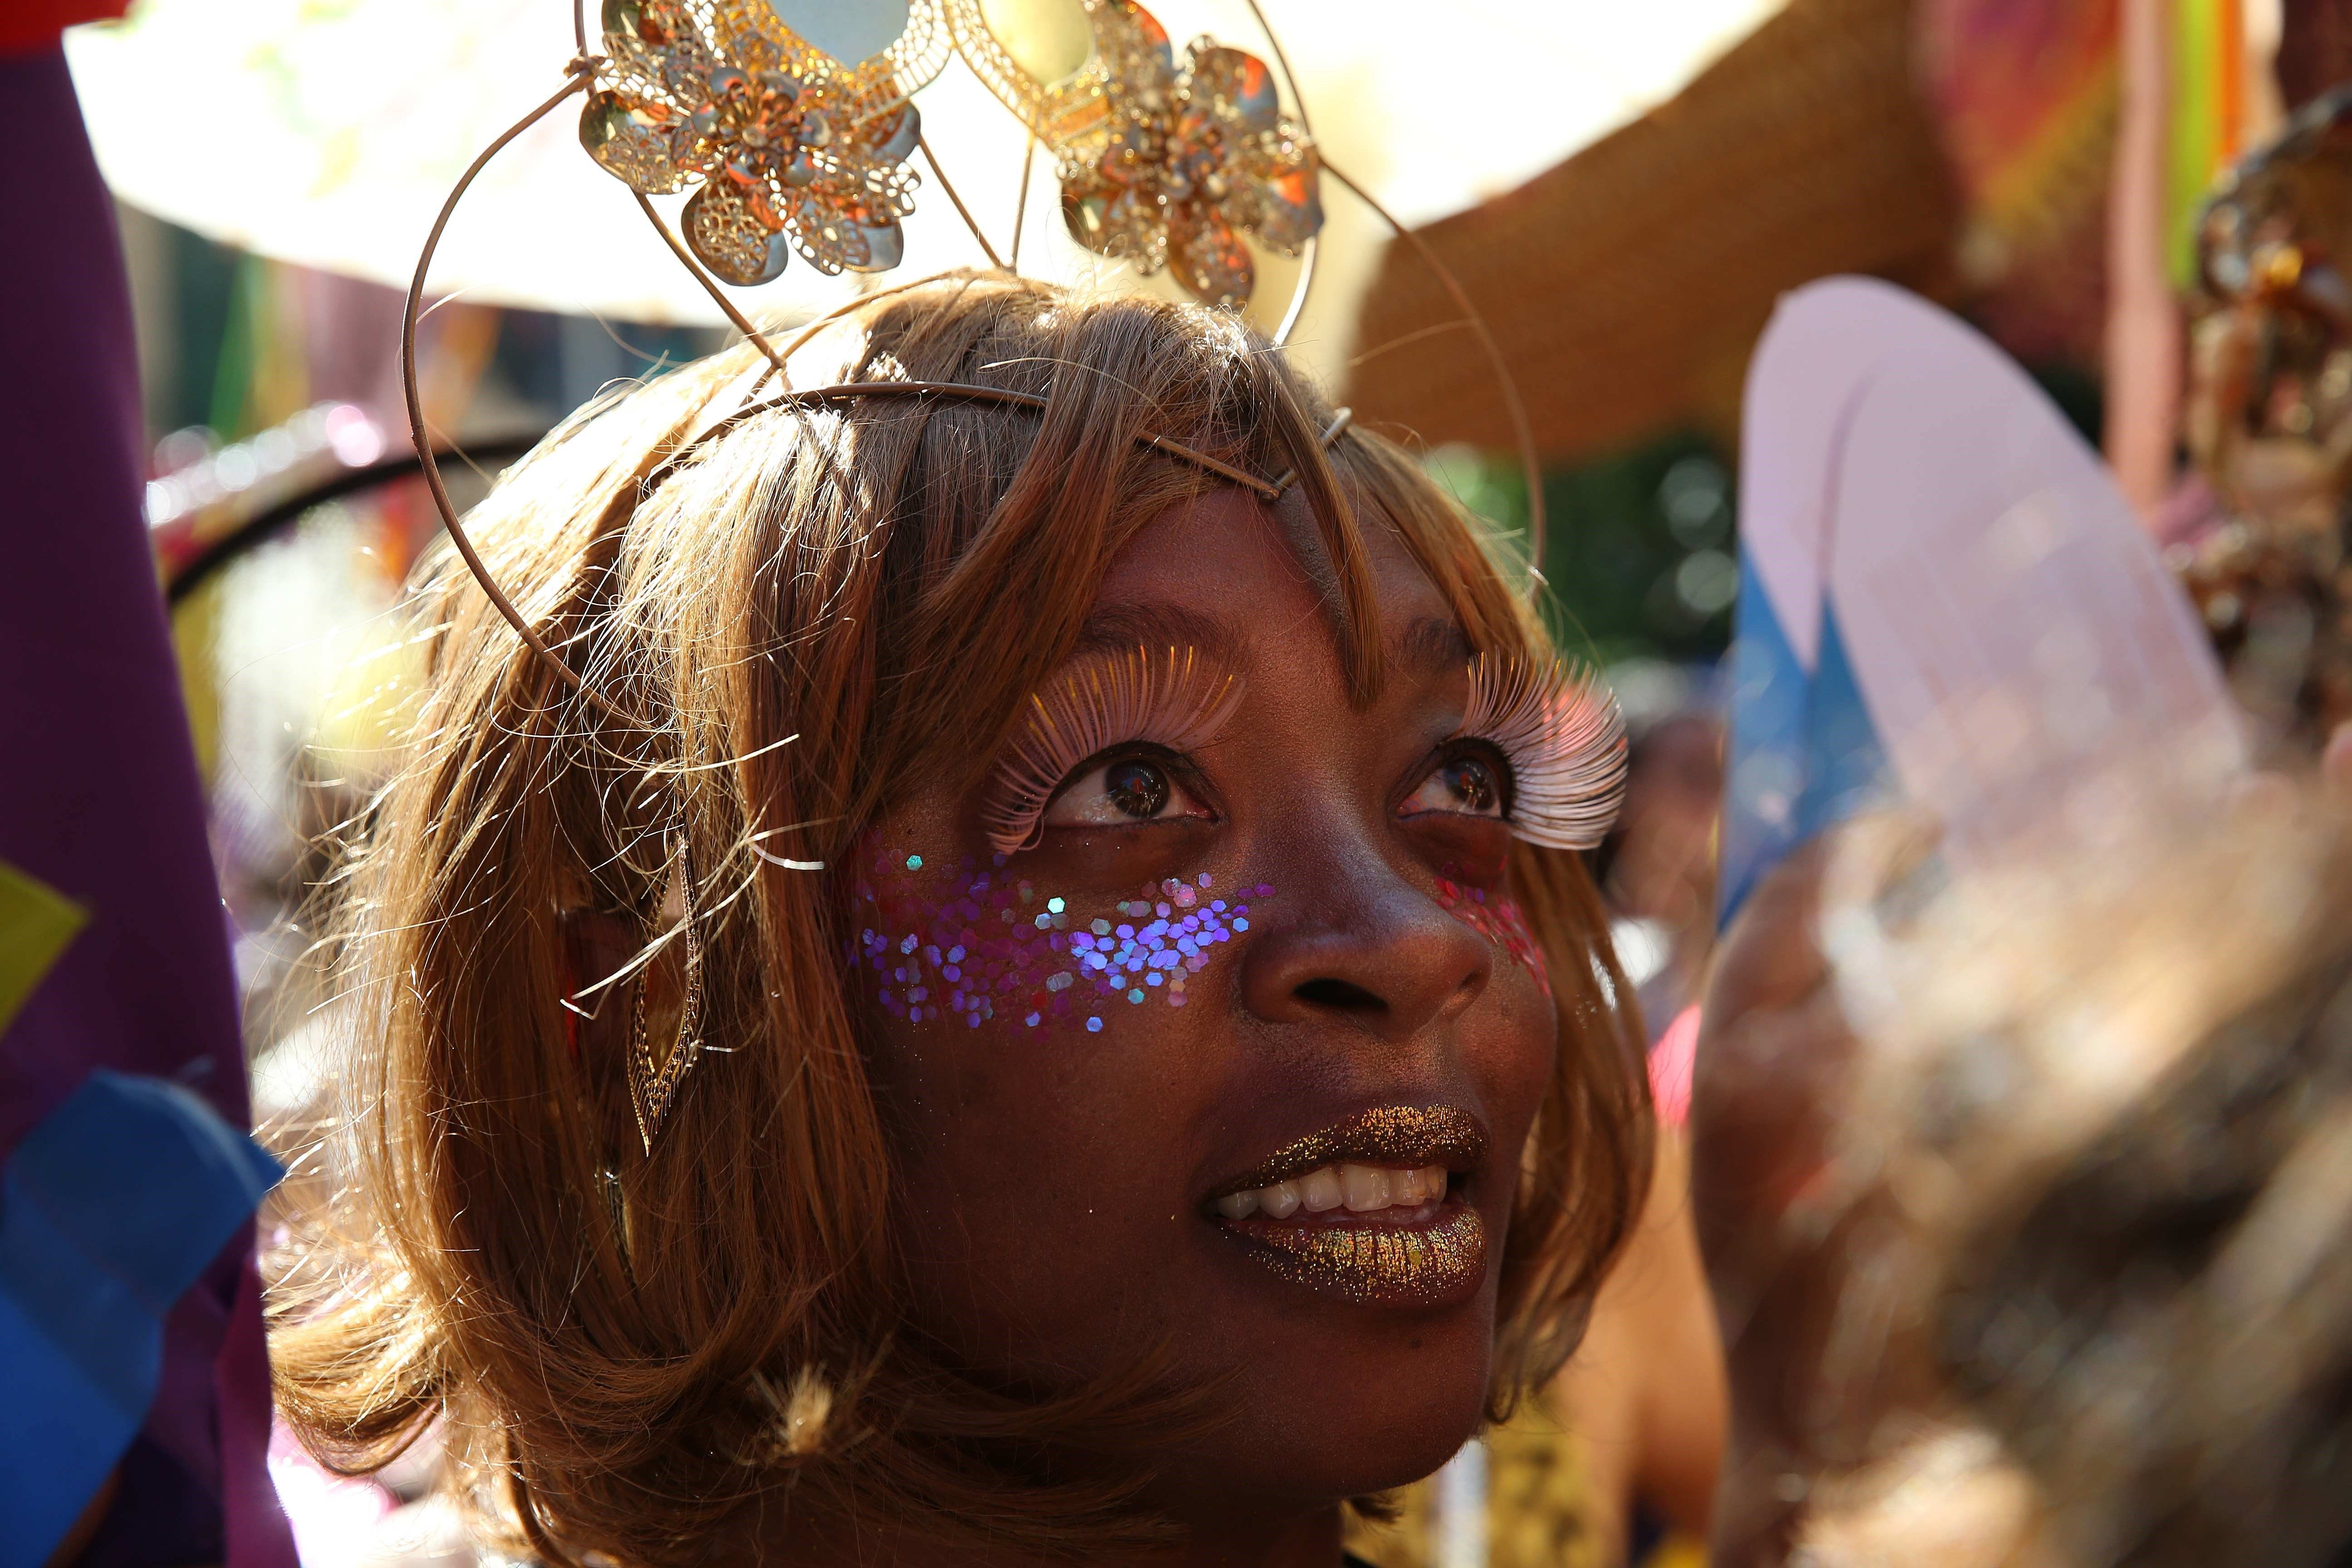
[983,646,1244,855]
[1454,653,1628,851]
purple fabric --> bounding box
[218,1257,289,1567]
[0,44,295,1567]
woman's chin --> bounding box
[1324,1407,1490,1502]
[1140,1322,1499,1516]
[1171,1422,1487,1525]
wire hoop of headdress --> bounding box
[395,66,1287,721]
[399,59,625,720]
[397,2,1546,718]
[1237,0,1316,348]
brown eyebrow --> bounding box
[1071,603,1238,662]
[1068,606,1466,685]
[1388,616,1472,682]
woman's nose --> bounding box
[1237,842,1493,1044]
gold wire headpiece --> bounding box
[399,0,1545,1146]
[402,0,1543,727]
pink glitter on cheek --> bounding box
[848,844,1272,1033]
[1433,866,1550,995]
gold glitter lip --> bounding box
[1207,1105,1487,1201]
[1225,1205,1487,1307]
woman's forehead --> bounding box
[1083,489,1460,672]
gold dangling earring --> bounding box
[598,1154,635,1278]
[629,828,706,1154]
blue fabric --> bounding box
[0,1072,280,1564]
[1717,546,1813,925]
[1719,553,1895,926]
[1795,603,1893,841]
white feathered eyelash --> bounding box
[1454,654,1628,851]
[983,646,1243,855]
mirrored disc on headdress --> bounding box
[768,0,917,72]
[979,0,1092,84]
[713,0,953,100]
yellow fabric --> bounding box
[2168,0,2244,289]
[1343,1410,1607,1568]
[0,859,89,1039]
[1640,1535,1711,1568]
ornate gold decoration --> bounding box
[629,833,707,1152]
[581,0,951,284]
[947,0,1322,308]
[2178,92,2352,751]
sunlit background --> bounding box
[53,0,2316,1558]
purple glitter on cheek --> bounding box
[848,850,1273,1034]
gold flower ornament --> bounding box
[949,0,1323,308]
[581,0,950,284]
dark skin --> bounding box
[836,490,1561,1567]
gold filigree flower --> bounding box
[1054,3,1319,308]
[581,0,943,284]
[950,0,1321,309]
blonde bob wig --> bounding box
[271,272,1653,1564]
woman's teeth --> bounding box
[1213,1162,1450,1221]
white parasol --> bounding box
[66,0,1784,382]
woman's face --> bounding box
[853,491,1560,1524]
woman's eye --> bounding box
[1402,755,1506,820]
[1042,756,1203,828]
